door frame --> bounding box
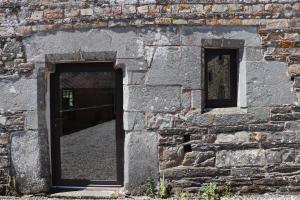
[50,62,124,187]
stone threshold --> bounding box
[49,186,124,199]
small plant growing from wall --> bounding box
[222,183,232,197]
[5,176,18,196]
[159,173,169,198]
[146,177,155,197]
[200,182,219,200]
[175,190,190,200]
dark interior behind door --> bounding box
[50,62,124,187]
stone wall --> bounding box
[159,106,300,194]
[0,0,299,195]
[0,112,23,193]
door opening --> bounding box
[50,62,124,187]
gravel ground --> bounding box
[1,194,300,200]
[60,120,117,181]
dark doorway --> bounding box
[50,62,124,187]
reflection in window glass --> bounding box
[207,54,231,100]
[62,89,74,109]
[205,49,238,108]
[59,71,117,181]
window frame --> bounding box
[204,48,238,108]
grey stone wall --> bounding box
[160,106,300,194]
[0,0,299,196]
[3,24,300,195]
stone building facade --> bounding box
[0,0,300,196]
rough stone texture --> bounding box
[191,90,202,110]
[0,78,37,111]
[159,106,300,194]
[243,47,264,62]
[0,0,299,196]
[10,131,49,194]
[138,26,180,46]
[216,149,266,167]
[0,111,22,193]
[24,111,37,130]
[124,131,158,195]
[117,58,148,71]
[24,29,143,60]
[145,46,201,89]
[123,70,146,85]
[124,85,181,112]
[181,26,261,47]
[237,61,247,108]
[247,61,295,107]
[145,113,174,130]
[123,111,145,131]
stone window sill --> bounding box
[203,107,247,115]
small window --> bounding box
[205,49,238,108]
[62,89,74,109]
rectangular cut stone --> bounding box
[30,11,43,20]
[212,4,228,12]
[231,167,264,177]
[64,8,80,17]
[0,116,7,125]
[25,111,38,130]
[24,28,143,60]
[11,131,49,193]
[44,9,63,19]
[0,78,37,111]
[181,89,191,111]
[116,58,148,71]
[247,61,295,107]
[145,113,174,129]
[186,111,212,126]
[145,46,201,89]
[216,149,266,167]
[247,107,269,123]
[173,19,188,25]
[137,5,148,14]
[268,132,300,143]
[139,26,180,46]
[265,149,283,164]
[124,131,158,192]
[124,85,181,112]
[122,5,136,15]
[215,131,249,144]
[123,70,145,85]
[155,18,172,25]
[191,90,202,109]
[238,61,247,108]
[293,76,300,88]
[112,6,122,15]
[213,114,250,126]
[162,166,222,179]
[284,121,300,131]
[94,7,111,16]
[243,47,264,61]
[181,26,261,47]
[123,111,145,131]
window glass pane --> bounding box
[207,54,231,100]
[59,71,117,181]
